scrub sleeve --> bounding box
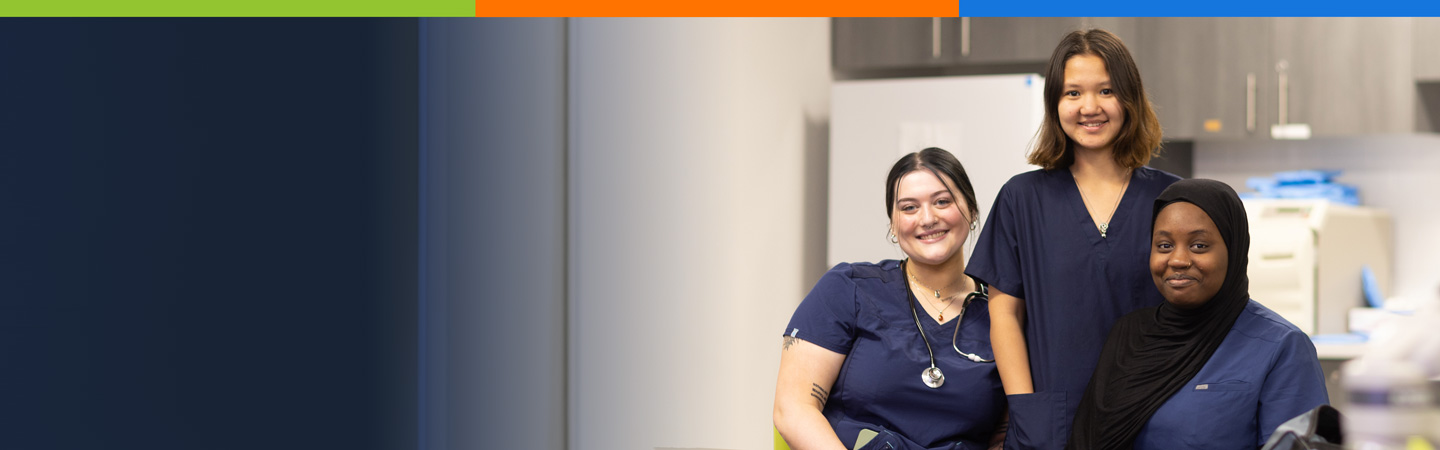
[966,168,1180,450]
[784,261,1005,450]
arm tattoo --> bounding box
[809,391,826,406]
[810,383,829,406]
[782,336,799,350]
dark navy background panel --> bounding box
[0,19,418,450]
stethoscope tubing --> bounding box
[903,261,996,367]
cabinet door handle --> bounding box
[1246,73,1256,133]
[932,17,941,59]
[960,17,971,57]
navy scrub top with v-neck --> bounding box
[1133,300,1329,450]
[966,167,1180,450]
[784,260,1005,450]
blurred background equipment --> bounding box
[1243,198,1392,336]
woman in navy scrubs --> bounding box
[1067,179,1328,450]
[774,148,1005,450]
[966,29,1180,450]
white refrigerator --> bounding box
[829,74,1046,267]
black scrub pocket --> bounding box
[1003,391,1067,450]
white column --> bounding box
[568,18,832,450]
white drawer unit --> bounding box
[1244,199,1392,335]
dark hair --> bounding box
[885,147,978,223]
[1029,28,1163,171]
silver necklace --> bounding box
[1075,171,1132,238]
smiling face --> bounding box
[891,169,971,267]
[1059,53,1126,154]
[1150,202,1228,309]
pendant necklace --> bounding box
[907,268,961,321]
[1075,170,1132,238]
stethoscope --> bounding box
[903,261,994,389]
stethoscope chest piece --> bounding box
[921,366,945,388]
[902,259,991,390]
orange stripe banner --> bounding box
[475,0,956,17]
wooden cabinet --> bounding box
[956,18,1066,64]
[960,18,1128,64]
[1137,18,1270,140]
[1137,17,1414,140]
[1417,18,1440,82]
[1415,18,1440,133]
[833,18,1135,71]
[1268,18,1414,136]
[833,18,947,70]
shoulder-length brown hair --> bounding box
[1028,29,1163,171]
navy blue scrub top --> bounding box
[784,260,1005,450]
[966,167,1180,450]
[1134,300,1329,449]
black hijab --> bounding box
[1066,179,1252,450]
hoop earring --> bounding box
[970,221,977,231]
[888,229,898,244]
